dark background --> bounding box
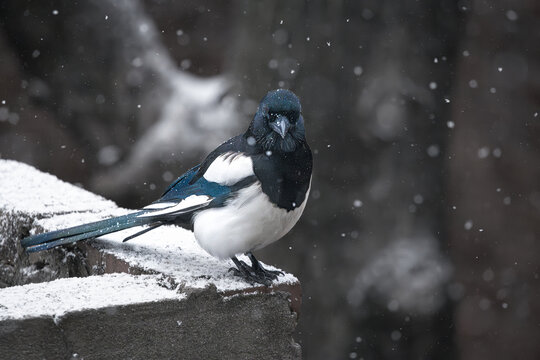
[1,1,539,359]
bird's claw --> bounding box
[229,259,283,287]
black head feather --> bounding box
[247,89,306,153]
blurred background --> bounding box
[1,1,539,359]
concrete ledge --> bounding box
[0,274,299,360]
[0,160,301,359]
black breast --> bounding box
[252,143,313,211]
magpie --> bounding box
[21,89,313,286]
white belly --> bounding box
[192,182,309,259]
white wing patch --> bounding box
[143,202,178,210]
[203,152,254,186]
[138,195,212,218]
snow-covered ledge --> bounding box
[0,160,301,360]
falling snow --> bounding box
[353,66,363,76]
[506,10,518,21]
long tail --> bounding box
[21,195,213,253]
[21,210,163,253]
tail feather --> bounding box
[25,224,126,252]
[21,210,158,252]
[122,223,163,243]
[21,195,211,253]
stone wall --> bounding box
[0,160,301,359]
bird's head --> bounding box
[247,89,305,153]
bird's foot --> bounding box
[247,251,283,279]
[229,255,283,287]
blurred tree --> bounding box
[448,0,540,359]
[226,1,460,358]
[0,0,239,206]
[1,0,539,359]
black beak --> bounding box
[270,115,290,139]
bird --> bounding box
[21,89,313,286]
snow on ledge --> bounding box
[0,159,117,216]
[0,159,298,293]
[0,273,186,321]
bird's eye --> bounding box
[286,111,297,123]
[267,111,298,124]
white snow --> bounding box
[468,79,478,88]
[0,159,117,215]
[506,10,518,21]
[0,273,186,321]
[427,144,440,157]
[477,146,490,159]
[391,330,402,341]
[353,66,363,76]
